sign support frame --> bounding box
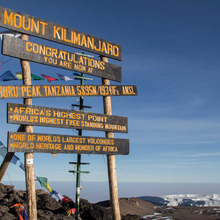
[20,34,37,220]
[101,56,121,220]
[75,72,85,220]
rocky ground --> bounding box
[1,183,220,220]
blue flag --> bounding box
[73,73,81,81]
[57,73,73,81]
[0,141,3,146]
[10,155,20,165]
[0,70,18,81]
[73,73,81,77]
[19,162,25,171]
[0,146,7,158]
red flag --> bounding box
[41,74,58,82]
[62,198,69,202]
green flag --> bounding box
[36,176,52,192]
[31,74,45,80]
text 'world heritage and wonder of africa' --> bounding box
[8,132,129,155]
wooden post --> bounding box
[101,56,121,220]
[0,125,24,182]
[20,34,37,220]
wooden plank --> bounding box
[7,132,129,155]
[2,36,122,82]
[7,103,128,133]
[0,6,122,61]
[0,85,138,99]
[101,56,121,220]
[20,33,37,220]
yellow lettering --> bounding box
[22,16,30,30]
[40,21,47,35]
[46,47,51,56]
[81,35,87,47]
[14,14,22,28]
[113,46,119,57]
[31,19,39,33]
[94,40,101,51]
[54,26,61,39]
[87,36,94,49]
[26,42,32,52]
[101,42,107,53]
[72,32,81,45]
[4,11,13,25]
[64,29,70,42]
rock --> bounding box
[14,190,26,200]
[79,198,112,220]
[0,212,17,220]
[37,192,62,211]
[0,183,77,220]
[0,182,148,219]
[122,214,145,220]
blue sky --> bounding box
[1,0,220,195]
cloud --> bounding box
[187,152,220,158]
[127,117,220,146]
[160,151,220,158]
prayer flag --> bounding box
[62,198,69,202]
[16,71,23,80]
[50,189,64,201]
[73,73,81,77]
[10,155,20,165]
[0,30,21,40]
[67,208,76,216]
[15,72,46,80]
[57,73,74,81]
[31,74,45,80]
[19,162,25,171]
[75,52,94,58]
[36,176,52,192]
[36,177,48,187]
[0,146,7,158]
[44,182,52,192]
[73,73,81,81]
[41,74,58,82]
[0,70,18,81]
[0,141,3,146]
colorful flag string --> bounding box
[0,142,72,207]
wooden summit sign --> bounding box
[7,103,128,133]
[8,131,129,155]
[0,6,122,61]
[0,85,138,99]
[2,36,122,82]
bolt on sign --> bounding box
[7,103,128,133]
[0,6,122,61]
[8,132,129,155]
[0,85,138,99]
[2,36,122,82]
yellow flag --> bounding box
[44,182,52,192]
[16,71,22,80]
